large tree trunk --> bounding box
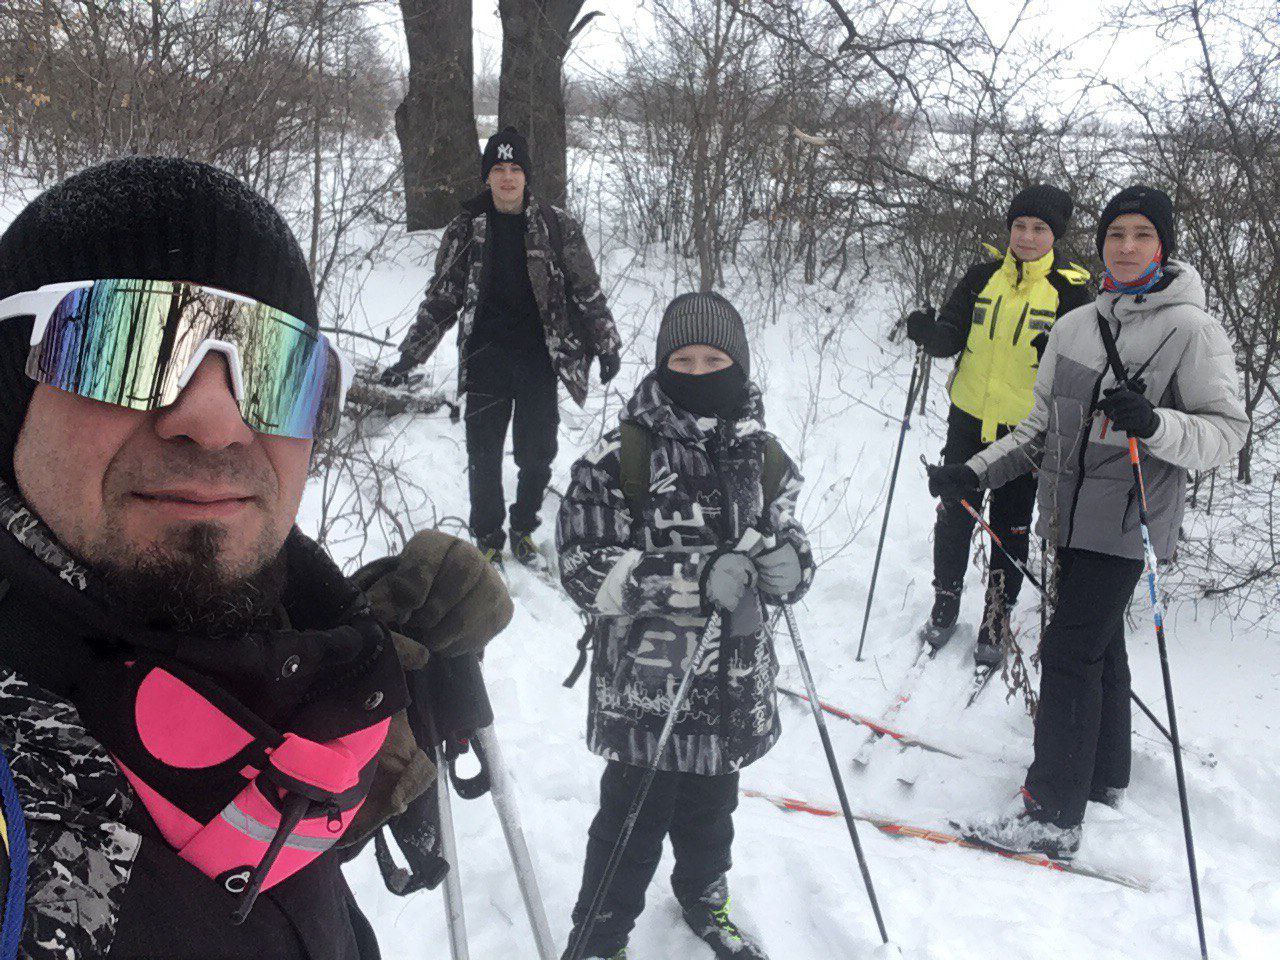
[396,0,479,230]
[497,0,585,205]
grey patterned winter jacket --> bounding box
[399,191,621,406]
[968,260,1248,561]
[556,375,814,775]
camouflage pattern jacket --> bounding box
[0,485,403,960]
[556,374,814,775]
[399,190,621,407]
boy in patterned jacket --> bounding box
[556,292,815,960]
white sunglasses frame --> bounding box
[0,279,354,428]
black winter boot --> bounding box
[474,529,505,568]
[680,877,769,959]
[510,529,548,571]
[561,944,626,960]
[919,587,961,650]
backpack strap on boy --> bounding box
[617,420,787,521]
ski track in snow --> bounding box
[306,237,1280,960]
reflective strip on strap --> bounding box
[221,802,338,853]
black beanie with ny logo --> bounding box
[481,127,531,182]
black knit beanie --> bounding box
[481,127,531,182]
[655,292,750,378]
[0,155,317,486]
[1096,185,1176,263]
[1006,184,1074,241]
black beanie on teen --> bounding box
[1096,185,1176,263]
[0,155,317,486]
[481,127,531,182]
[1006,184,1074,241]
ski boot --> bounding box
[973,619,1003,669]
[560,936,626,960]
[510,529,548,572]
[974,592,1011,669]
[680,877,769,959]
[474,531,505,570]
[1089,786,1125,810]
[955,789,1081,861]
[918,588,961,651]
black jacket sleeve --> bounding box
[928,262,998,358]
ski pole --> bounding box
[780,603,891,944]
[1095,318,1208,959]
[1127,435,1209,959]
[435,729,469,960]
[565,612,725,960]
[472,726,556,960]
[957,497,1044,592]
[856,348,927,661]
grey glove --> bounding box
[755,541,803,599]
[700,551,762,638]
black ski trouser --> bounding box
[463,342,560,544]
[1024,547,1144,828]
[933,404,1038,608]
[570,761,739,956]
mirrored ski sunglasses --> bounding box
[0,278,353,440]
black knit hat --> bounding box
[481,127,531,182]
[1096,185,1176,263]
[0,155,316,486]
[1006,184,1074,240]
[656,292,750,378]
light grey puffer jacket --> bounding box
[968,260,1248,562]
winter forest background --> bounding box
[2,0,1273,617]
[1,2,1278,958]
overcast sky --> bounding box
[466,0,1196,95]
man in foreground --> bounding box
[0,157,508,958]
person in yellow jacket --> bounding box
[906,184,1092,664]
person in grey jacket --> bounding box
[928,185,1248,858]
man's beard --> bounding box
[95,522,287,638]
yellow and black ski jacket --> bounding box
[923,246,1092,441]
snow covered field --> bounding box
[310,220,1280,960]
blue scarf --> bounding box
[1101,258,1163,295]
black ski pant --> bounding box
[1024,547,1144,828]
[933,404,1037,609]
[569,761,738,956]
[463,342,559,545]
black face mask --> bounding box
[657,364,749,420]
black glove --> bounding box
[376,788,449,895]
[926,462,980,501]
[1098,380,1159,439]
[905,307,936,347]
[598,352,621,384]
[380,356,418,388]
[418,653,494,744]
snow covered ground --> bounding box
[311,222,1280,960]
[2,169,1273,958]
